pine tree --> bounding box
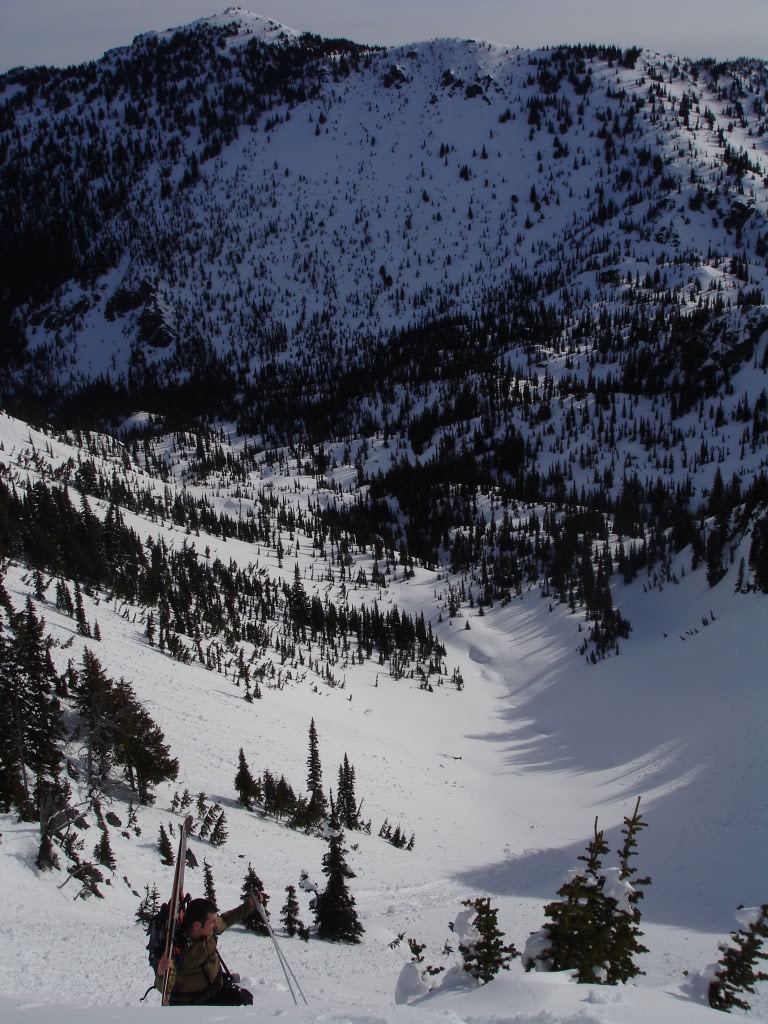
[241,863,269,934]
[70,648,115,794]
[157,824,174,865]
[235,748,259,810]
[606,797,650,983]
[209,810,228,846]
[708,905,768,1012]
[336,753,359,830]
[94,829,116,870]
[281,885,302,937]
[74,582,90,637]
[55,579,74,616]
[314,818,364,943]
[527,807,651,984]
[0,596,63,817]
[534,818,613,981]
[306,718,326,820]
[198,804,217,839]
[136,883,161,927]
[203,858,217,905]
[458,897,519,983]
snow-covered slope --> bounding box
[1,11,767,1022]
[0,408,765,1022]
[1,11,766,401]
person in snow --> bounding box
[156,894,261,1006]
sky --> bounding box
[0,0,766,73]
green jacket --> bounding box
[155,902,251,998]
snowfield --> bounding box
[0,409,766,1023]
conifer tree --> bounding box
[203,859,217,905]
[281,885,302,937]
[708,905,768,1012]
[55,579,74,616]
[336,753,359,830]
[136,883,161,927]
[94,829,116,870]
[527,806,651,985]
[234,748,259,810]
[157,824,174,865]
[314,818,364,943]
[306,718,326,820]
[532,817,613,981]
[209,810,228,847]
[199,804,217,839]
[74,582,90,637]
[241,864,270,934]
[0,596,63,816]
[458,897,519,983]
[606,797,650,983]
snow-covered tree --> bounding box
[525,803,650,984]
[708,904,768,1012]
[456,897,519,983]
[314,819,364,943]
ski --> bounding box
[160,814,194,1006]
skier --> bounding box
[156,893,261,1006]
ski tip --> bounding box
[183,814,194,832]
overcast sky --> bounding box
[1,0,766,73]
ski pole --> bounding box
[255,900,308,1005]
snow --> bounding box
[1,13,768,1024]
[0,409,766,1024]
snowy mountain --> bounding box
[0,9,767,1023]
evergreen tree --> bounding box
[527,807,651,984]
[281,885,302,937]
[74,582,90,637]
[314,819,364,943]
[199,804,217,839]
[203,858,217,905]
[94,829,116,870]
[0,618,25,812]
[458,897,519,983]
[0,596,63,816]
[136,883,161,927]
[708,905,768,1012]
[241,863,270,934]
[55,579,74,616]
[209,810,228,847]
[105,677,178,803]
[70,648,115,794]
[157,824,174,865]
[336,753,359,830]
[234,748,259,810]
[306,718,326,822]
[606,797,650,984]
[531,818,613,981]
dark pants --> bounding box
[170,984,253,1007]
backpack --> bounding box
[147,892,191,972]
